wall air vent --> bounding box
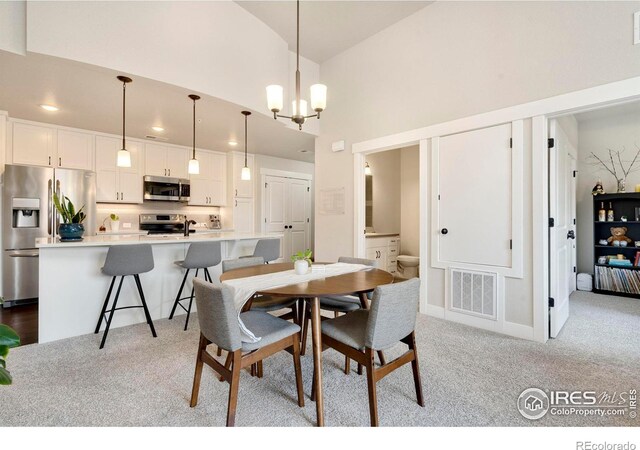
[450,268,497,320]
[145,135,169,142]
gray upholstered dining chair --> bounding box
[222,256,300,377]
[301,256,380,373]
[251,239,280,263]
[319,278,424,427]
[190,279,304,426]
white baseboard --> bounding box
[502,320,535,341]
[424,303,445,318]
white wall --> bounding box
[576,107,640,273]
[0,1,26,56]
[25,1,320,131]
[366,150,401,234]
[315,1,640,330]
[400,145,420,256]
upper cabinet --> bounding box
[188,150,226,206]
[144,143,188,179]
[56,129,94,170]
[11,122,94,171]
[95,136,143,204]
[230,152,254,198]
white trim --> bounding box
[353,76,640,154]
[353,151,365,257]
[419,139,429,314]
[502,321,536,341]
[424,304,445,319]
[259,167,313,181]
[430,121,524,278]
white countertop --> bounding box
[36,232,282,248]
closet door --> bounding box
[436,123,512,267]
[288,178,310,254]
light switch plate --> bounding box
[331,140,345,152]
[122,222,132,229]
[635,11,640,45]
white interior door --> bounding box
[549,119,577,338]
[437,123,513,267]
[264,175,311,260]
[288,178,310,255]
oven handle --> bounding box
[7,249,39,258]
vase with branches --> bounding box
[589,145,640,193]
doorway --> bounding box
[548,100,640,339]
[262,171,312,261]
[357,145,421,279]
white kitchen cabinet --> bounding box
[144,143,188,179]
[95,136,143,204]
[366,235,400,274]
[11,122,93,170]
[233,197,254,233]
[230,152,254,198]
[11,122,55,167]
[57,129,94,170]
[188,150,226,206]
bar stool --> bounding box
[169,241,222,330]
[251,239,280,263]
[95,244,157,349]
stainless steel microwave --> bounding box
[143,176,190,202]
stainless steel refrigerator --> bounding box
[2,164,96,307]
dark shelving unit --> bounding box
[593,193,640,297]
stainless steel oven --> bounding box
[143,176,190,202]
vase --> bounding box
[294,259,310,275]
[618,179,626,193]
[110,220,120,232]
[58,223,85,241]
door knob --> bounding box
[567,230,575,239]
[441,228,448,235]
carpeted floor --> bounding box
[2,291,638,427]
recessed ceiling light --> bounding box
[40,104,59,112]
[151,126,164,132]
[228,140,238,146]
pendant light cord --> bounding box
[122,81,126,150]
[192,98,196,159]
[244,113,248,167]
[295,0,300,114]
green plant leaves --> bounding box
[0,324,19,348]
[52,193,86,224]
[0,367,12,385]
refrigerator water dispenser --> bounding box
[12,198,40,228]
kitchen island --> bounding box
[36,232,282,343]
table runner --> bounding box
[222,262,370,342]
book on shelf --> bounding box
[608,259,632,267]
[595,265,640,295]
[634,251,640,267]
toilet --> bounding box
[397,255,420,278]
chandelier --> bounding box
[266,0,327,130]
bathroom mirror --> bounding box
[365,173,373,230]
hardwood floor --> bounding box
[0,303,38,346]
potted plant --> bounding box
[0,298,20,385]
[291,249,313,275]
[53,193,86,241]
[110,213,120,232]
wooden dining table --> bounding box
[219,262,394,427]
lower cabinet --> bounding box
[366,235,400,275]
[233,197,254,233]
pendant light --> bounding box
[116,76,132,168]
[241,111,251,181]
[188,94,200,175]
[266,0,327,130]
[364,162,372,176]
